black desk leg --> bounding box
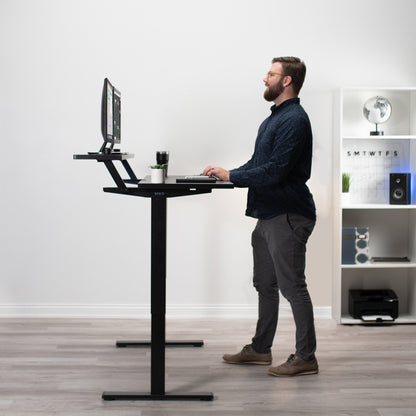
[116,192,203,348]
[150,195,167,395]
[102,196,213,401]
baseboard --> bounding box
[0,303,332,319]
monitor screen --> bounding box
[113,87,121,144]
[101,78,121,151]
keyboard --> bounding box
[176,175,217,183]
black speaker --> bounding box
[390,173,411,205]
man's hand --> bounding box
[203,165,230,181]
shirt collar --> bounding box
[270,97,300,113]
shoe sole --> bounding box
[223,359,272,365]
[268,369,319,377]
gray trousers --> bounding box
[251,213,316,361]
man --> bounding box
[203,57,317,377]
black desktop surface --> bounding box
[102,175,233,198]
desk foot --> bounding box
[102,391,214,401]
[116,340,204,348]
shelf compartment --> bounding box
[341,268,416,319]
[341,88,416,137]
[342,209,416,261]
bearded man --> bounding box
[203,57,318,377]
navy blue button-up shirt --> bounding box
[229,97,316,220]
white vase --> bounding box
[151,169,165,183]
[341,192,351,206]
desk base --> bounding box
[116,340,204,348]
[102,391,214,401]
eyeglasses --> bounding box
[266,71,285,78]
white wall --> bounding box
[1,0,416,318]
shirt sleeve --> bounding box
[230,157,255,174]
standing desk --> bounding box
[73,152,233,401]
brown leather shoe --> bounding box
[268,354,318,377]
[223,344,272,365]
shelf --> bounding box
[343,135,416,140]
[334,87,416,325]
[342,262,416,269]
[342,204,416,209]
[341,314,416,324]
[342,87,416,91]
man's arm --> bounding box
[230,118,308,187]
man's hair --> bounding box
[272,57,306,95]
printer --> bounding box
[349,289,399,322]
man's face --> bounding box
[263,62,285,102]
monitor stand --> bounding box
[100,140,114,154]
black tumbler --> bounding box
[156,151,169,176]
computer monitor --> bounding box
[100,78,121,153]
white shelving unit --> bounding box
[333,87,416,324]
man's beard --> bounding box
[264,78,285,102]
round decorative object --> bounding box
[356,253,369,264]
[363,96,392,135]
[356,239,368,250]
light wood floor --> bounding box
[0,317,415,415]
